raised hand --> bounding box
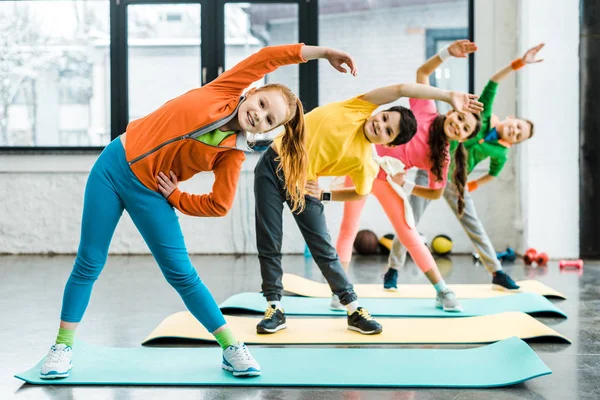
[523,43,545,64]
[325,48,357,76]
[449,91,484,114]
[447,39,478,58]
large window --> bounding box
[0,0,110,147]
[224,3,299,96]
[127,3,202,122]
[318,0,470,108]
[0,0,471,149]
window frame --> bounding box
[0,0,473,152]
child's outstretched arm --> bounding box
[466,174,494,192]
[210,44,356,96]
[416,39,478,85]
[490,43,544,83]
[306,181,367,202]
[360,82,482,113]
[301,46,357,75]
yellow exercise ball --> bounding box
[431,234,453,255]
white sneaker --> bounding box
[435,289,463,312]
[330,294,345,311]
[40,344,73,379]
[222,342,261,377]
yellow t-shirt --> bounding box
[274,95,379,195]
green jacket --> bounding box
[449,80,509,179]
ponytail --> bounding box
[275,97,307,213]
[255,83,308,213]
[429,111,481,216]
[452,142,468,216]
[428,115,449,183]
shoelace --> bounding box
[233,344,254,361]
[358,308,374,321]
[263,306,277,319]
[48,346,69,363]
[441,290,457,300]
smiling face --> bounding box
[443,110,479,142]
[237,88,290,134]
[496,117,532,144]
[363,110,402,145]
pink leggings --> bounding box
[336,176,437,274]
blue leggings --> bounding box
[60,138,226,333]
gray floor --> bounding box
[1,253,599,400]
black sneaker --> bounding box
[256,305,287,334]
[347,307,383,335]
[383,268,398,291]
[492,271,520,291]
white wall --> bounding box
[516,0,580,257]
[0,0,580,256]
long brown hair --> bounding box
[428,112,481,216]
[256,83,307,213]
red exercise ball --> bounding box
[354,230,380,255]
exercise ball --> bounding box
[354,230,380,255]
[378,233,395,254]
[431,234,453,255]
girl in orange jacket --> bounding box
[40,43,356,380]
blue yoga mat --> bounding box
[15,337,550,387]
[219,292,566,318]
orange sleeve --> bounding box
[209,44,307,96]
[166,151,246,217]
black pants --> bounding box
[254,147,357,305]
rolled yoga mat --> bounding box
[142,311,570,345]
[15,337,551,388]
[282,273,566,299]
[219,292,567,318]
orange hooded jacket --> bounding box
[124,43,306,217]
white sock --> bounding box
[388,266,398,271]
[345,300,359,313]
[268,301,281,309]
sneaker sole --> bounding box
[330,306,346,311]
[383,286,398,292]
[348,325,383,335]
[39,370,71,379]
[435,302,463,312]
[222,364,261,377]
[256,323,287,334]
[492,283,521,292]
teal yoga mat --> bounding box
[15,337,550,387]
[219,292,566,318]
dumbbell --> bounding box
[496,247,517,262]
[559,259,583,270]
[524,248,548,266]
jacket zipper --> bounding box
[128,97,245,166]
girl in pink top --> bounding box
[336,40,482,312]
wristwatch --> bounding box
[320,191,332,203]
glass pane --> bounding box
[318,1,469,108]
[433,39,468,114]
[127,4,201,122]
[0,0,110,147]
[224,3,299,96]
